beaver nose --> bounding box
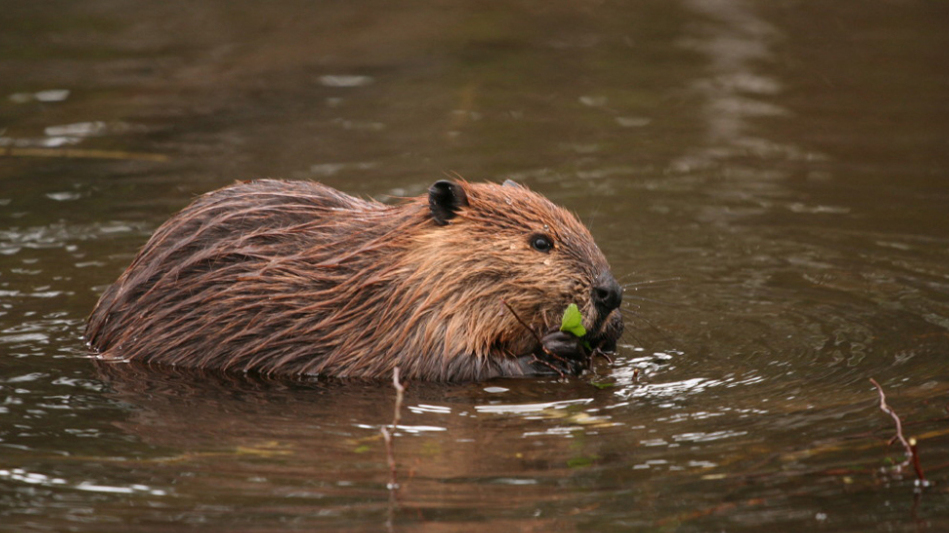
[592,271,623,313]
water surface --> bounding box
[2,1,948,531]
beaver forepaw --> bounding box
[541,330,588,360]
[516,330,591,377]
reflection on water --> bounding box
[676,0,791,171]
[2,0,949,531]
[0,467,167,497]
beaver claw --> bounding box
[518,329,591,377]
[541,330,588,362]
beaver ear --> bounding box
[429,180,469,226]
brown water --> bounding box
[2,1,949,531]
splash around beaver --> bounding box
[86,179,623,381]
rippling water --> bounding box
[2,1,948,531]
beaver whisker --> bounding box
[620,277,680,288]
[625,295,672,307]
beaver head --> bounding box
[86,179,623,381]
[413,180,623,375]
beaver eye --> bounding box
[529,234,554,253]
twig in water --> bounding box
[380,367,405,490]
[380,367,405,531]
[592,347,613,364]
[869,378,927,485]
[910,438,926,486]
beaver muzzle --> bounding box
[518,271,624,377]
[592,271,623,315]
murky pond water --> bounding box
[2,1,949,531]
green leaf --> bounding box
[589,381,616,390]
[560,303,587,338]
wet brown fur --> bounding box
[86,179,621,381]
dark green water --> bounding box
[2,1,948,531]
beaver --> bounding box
[85,179,623,381]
